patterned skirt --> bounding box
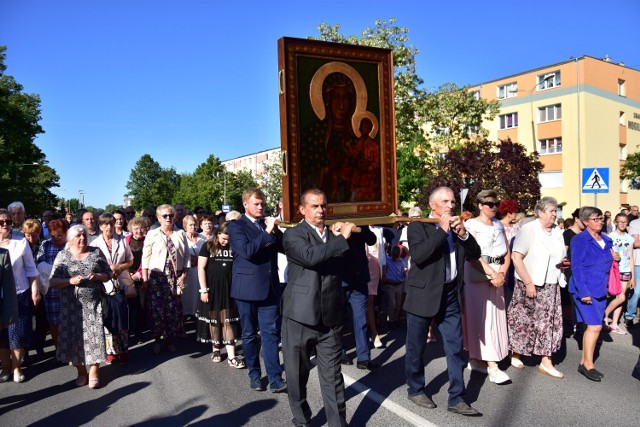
[0,291,33,350]
[507,279,563,356]
[147,270,184,339]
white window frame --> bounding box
[620,144,627,161]
[537,71,561,90]
[497,82,518,99]
[538,137,562,154]
[620,111,626,125]
[499,112,518,130]
[472,90,480,100]
[538,104,562,123]
[618,79,626,97]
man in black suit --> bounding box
[404,186,482,416]
[282,188,355,427]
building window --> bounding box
[467,125,480,135]
[497,82,518,99]
[618,79,626,97]
[621,179,629,193]
[499,112,518,129]
[537,71,561,90]
[539,104,562,122]
[620,111,626,125]
[539,171,563,188]
[538,137,562,154]
[472,90,480,100]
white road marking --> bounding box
[343,373,439,427]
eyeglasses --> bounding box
[482,202,500,209]
[587,217,603,222]
[0,219,13,226]
[161,214,175,219]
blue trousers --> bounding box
[236,295,283,387]
[625,266,640,321]
[405,288,466,406]
[342,287,370,363]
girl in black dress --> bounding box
[196,222,244,368]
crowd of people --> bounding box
[1,190,640,426]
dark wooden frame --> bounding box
[277,37,397,223]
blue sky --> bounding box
[1,0,639,210]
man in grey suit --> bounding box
[282,188,355,427]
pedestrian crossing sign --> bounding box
[582,168,609,193]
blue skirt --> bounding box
[0,291,33,349]
[573,295,607,326]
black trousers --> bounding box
[282,317,347,427]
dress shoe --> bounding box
[447,401,479,416]
[340,354,352,365]
[510,357,524,369]
[88,377,100,389]
[13,372,26,383]
[356,360,380,370]
[270,379,287,393]
[408,393,436,409]
[372,337,384,348]
[578,364,603,381]
[250,377,265,391]
[625,319,634,329]
[538,363,564,379]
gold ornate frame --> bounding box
[277,37,397,223]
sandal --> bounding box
[227,357,246,369]
[76,375,88,387]
[211,350,222,363]
[88,377,100,389]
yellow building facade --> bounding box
[470,56,640,216]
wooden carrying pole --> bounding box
[276,214,439,231]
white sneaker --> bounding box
[466,361,488,374]
[510,357,524,369]
[487,366,510,384]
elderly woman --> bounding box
[50,225,112,388]
[92,213,134,364]
[570,207,614,381]
[507,197,566,379]
[141,204,190,354]
[36,220,69,349]
[199,215,216,241]
[126,217,147,343]
[0,209,40,383]
[22,219,42,260]
[463,190,511,384]
[22,219,49,355]
[182,215,206,318]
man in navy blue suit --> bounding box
[228,188,286,393]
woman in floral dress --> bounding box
[49,225,113,389]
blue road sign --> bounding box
[222,204,231,213]
[582,168,609,193]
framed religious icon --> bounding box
[278,37,397,223]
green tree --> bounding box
[260,154,284,211]
[125,154,180,210]
[226,170,258,212]
[172,155,227,211]
[424,83,500,150]
[104,203,123,213]
[422,138,543,213]
[621,152,640,189]
[0,46,60,212]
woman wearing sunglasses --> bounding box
[0,209,40,383]
[141,204,190,354]
[463,190,511,384]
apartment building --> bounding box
[470,55,640,214]
[221,147,280,185]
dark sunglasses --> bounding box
[0,219,13,226]
[482,202,500,208]
[161,214,175,219]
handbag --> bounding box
[608,261,622,296]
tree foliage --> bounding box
[424,83,500,149]
[0,45,60,213]
[172,155,228,212]
[621,152,640,189]
[422,139,543,214]
[125,154,180,210]
[226,170,258,212]
[260,154,284,211]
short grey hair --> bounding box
[578,206,602,222]
[408,206,422,218]
[66,224,88,247]
[156,204,175,217]
[8,201,25,212]
[534,197,558,217]
[225,210,242,222]
[429,186,454,203]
